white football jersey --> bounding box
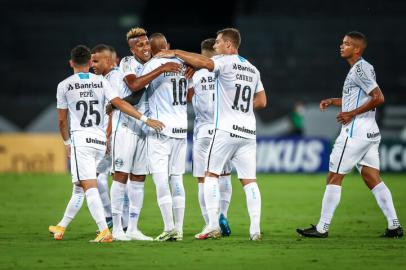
[118,56,149,135]
[212,55,264,139]
[56,72,119,149]
[142,57,189,138]
[340,58,380,141]
[191,68,216,139]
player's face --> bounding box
[214,34,227,54]
[129,35,151,63]
[340,36,356,59]
[91,52,110,75]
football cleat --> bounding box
[250,232,262,241]
[296,224,328,238]
[195,227,221,240]
[90,228,113,243]
[112,230,131,241]
[219,213,231,236]
[154,230,177,242]
[172,231,183,241]
[49,225,65,240]
[126,230,153,241]
[381,227,403,238]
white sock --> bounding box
[204,176,220,229]
[153,172,174,232]
[110,181,126,233]
[198,183,209,225]
[97,173,112,218]
[317,184,342,233]
[219,175,232,217]
[244,182,261,235]
[122,189,129,229]
[170,175,185,233]
[58,185,85,228]
[127,181,145,233]
[85,188,108,232]
[372,182,401,229]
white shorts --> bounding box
[206,129,256,179]
[147,134,186,175]
[96,154,112,175]
[111,128,149,175]
[71,145,105,183]
[193,137,232,177]
[329,134,380,174]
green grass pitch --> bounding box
[0,173,405,270]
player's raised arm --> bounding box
[124,62,182,92]
[110,97,165,132]
[157,49,214,71]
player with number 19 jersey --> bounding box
[57,72,118,149]
[212,55,264,139]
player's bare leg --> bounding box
[110,172,130,240]
[126,175,152,241]
[297,172,344,238]
[361,166,403,237]
[241,179,261,240]
[80,179,112,242]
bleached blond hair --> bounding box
[126,27,147,41]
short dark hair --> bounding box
[71,45,91,65]
[149,32,166,40]
[201,38,215,52]
[91,44,112,54]
[217,28,241,49]
[346,31,368,48]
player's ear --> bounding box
[167,43,170,50]
[69,60,74,68]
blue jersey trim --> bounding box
[349,88,362,137]
[215,79,219,128]
[114,112,122,132]
[78,73,90,79]
[238,55,246,62]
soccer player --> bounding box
[188,38,233,237]
[109,27,181,241]
[296,31,403,238]
[52,45,164,242]
[141,33,189,241]
[157,28,267,240]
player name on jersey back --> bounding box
[56,72,118,149]
[192,69,216,139]
[341,58,380,141]
[212,54,264,139]
[142,57,188,138]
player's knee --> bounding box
[130,174,146,182]
[113,171,129,183]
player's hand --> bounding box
[161,62,182,73]
[106,103,114,115]
[65,145,71,158]
[156,49,175,58]
[145,118,165,132]
[320,99,332,111]
[336,111,355,125]
[185,65,195,80]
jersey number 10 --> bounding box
[76,100,101,127]
[171,78,187,106]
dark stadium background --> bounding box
[2,0,406,128]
